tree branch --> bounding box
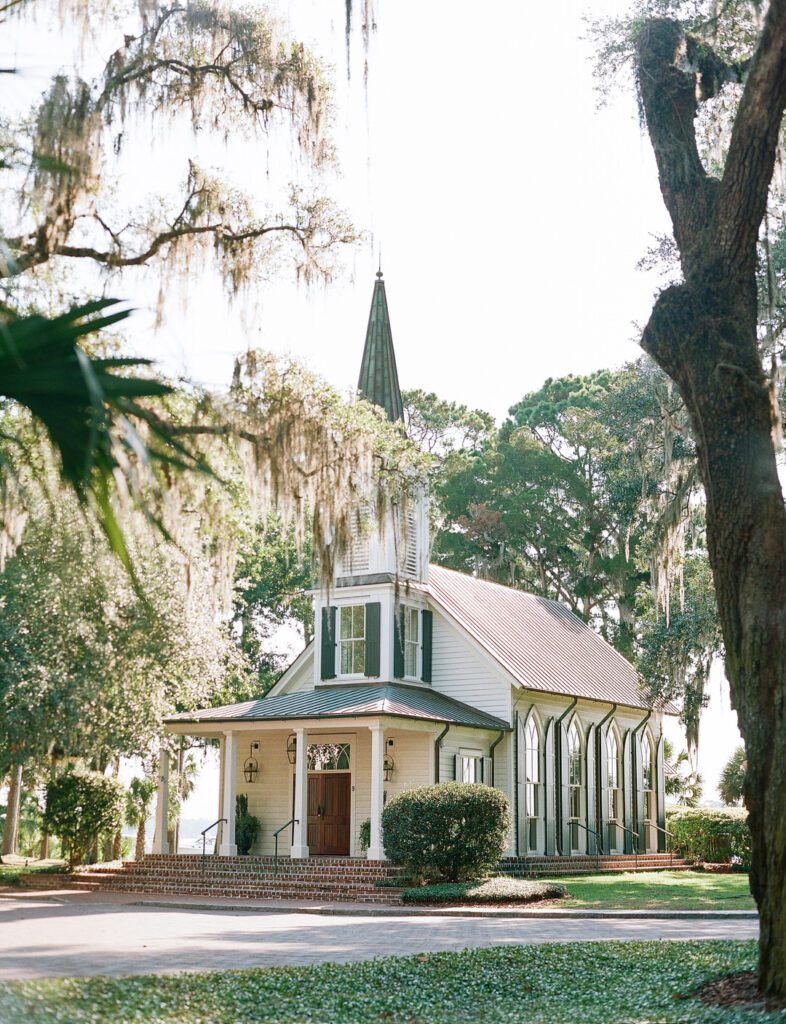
[635,19,718,276]
[717,0,786,279]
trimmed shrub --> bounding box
[358,818,371,854]
[382,782,511,882]
[235,794,260,855]
[400,876,567,905]
[667,808,751,867]
[44,769,125,867]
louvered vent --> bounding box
[402,507,418,576]
[338,510,370,576]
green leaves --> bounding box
[0,300,216,571]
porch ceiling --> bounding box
[165,682,510,731]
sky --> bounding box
[5,0,743,817]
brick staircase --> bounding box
[79,854,405,903]
[498,852,691,877]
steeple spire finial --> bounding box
[357,269,403,422]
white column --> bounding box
[219,731,238,856]
[152,749,170,854]
[368,724,385,860]
[291,727,310,858]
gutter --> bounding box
[487,730,505,788]
[434,723,450,783]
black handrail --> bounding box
[273,818,298,875]
[571,821,603,870]
[651,824,675,868]
[618,824,640,869]
[201,818,227,872]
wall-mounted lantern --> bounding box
[286,734,297,765]
[243,742,260,783]
[383,754,395,782]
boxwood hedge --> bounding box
[667,808,751,867]
[381,782,511,882]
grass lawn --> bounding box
[538,870,756,910]
[0,941,781,1023]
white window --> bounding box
[524,717,541,852]
[403,606,419,677]
[642,733,655,821]
[568,720,583,850]
[458,753,482,783]
[339,605,365,675]
[607,729,622,822]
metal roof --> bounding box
[357,272,404,422]
[166,681,510,731]
[427,564,669,713]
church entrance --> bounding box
[306,773,351,856]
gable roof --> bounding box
[166,682,509,731]
[427,564,665,713]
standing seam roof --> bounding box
[427,564,667,712]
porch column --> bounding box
[368,724,385,860]
[152,749,169,854]
[291,727,310,858]
[219,731,237,856]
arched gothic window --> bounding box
[524,716,540,852]
[567,719,583,851]
[606,727,623,852]
[642,732,655,822]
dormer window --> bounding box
[339,605,366,675]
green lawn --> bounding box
[539,870,756,910]
[0,941,781,1023]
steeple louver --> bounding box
[357,271,404,422]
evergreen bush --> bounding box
[382,782,510,882]
[43,769,125,867]
[667,808,751,866]
[235,794,260,855]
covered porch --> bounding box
[159,683,511,861]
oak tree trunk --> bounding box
[635,10,786,994]
[1,765,23,857]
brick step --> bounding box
[141,855,394,869]
[100,880,398,903]
[109,866,398,884]
[117,864,399,880]
[101,874,391,894]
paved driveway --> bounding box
[0,897,759,980]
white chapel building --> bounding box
[164,273,671,864]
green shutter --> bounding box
[320,606,336,680]
[421,610,433,682]
[393,606,405,678]
[365,602,381,677]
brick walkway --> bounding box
[0,895,759,980]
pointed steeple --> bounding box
[357,270,404,422]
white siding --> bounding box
[431,611,512,722]
[272,646,315,695]
[232,730,294,856]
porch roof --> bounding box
[166,682,510,731]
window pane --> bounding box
[340,606,352,639]
[353,605,365,636]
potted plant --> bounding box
[235,794,260,855]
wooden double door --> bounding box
[306,773,351,856]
